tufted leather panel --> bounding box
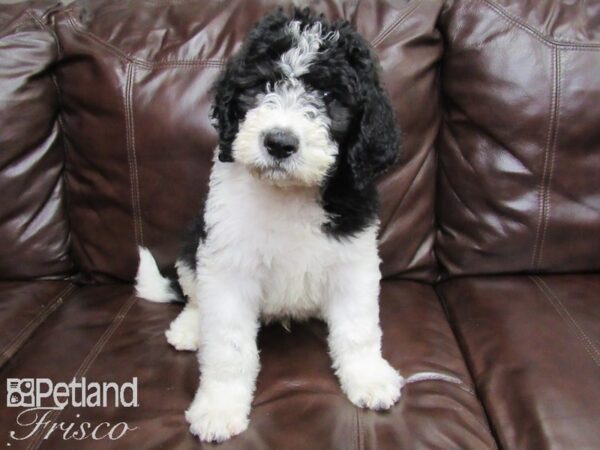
[436,0,600,277]
[49,0,443,283]
[0,0,72,280]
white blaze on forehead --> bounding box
[262,81,326,120]
[279,20,339,78]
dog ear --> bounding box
[210,65,238,163]
[342,30,401,190]
[347,86,400,189]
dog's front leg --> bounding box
[185,268,261,442]
[324,257,403,410]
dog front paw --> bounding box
[185,386,250,442]
[339,357,404,410]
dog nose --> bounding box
[263,128,299,159]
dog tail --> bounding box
[135,247,185,304]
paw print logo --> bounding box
[6,379,35,407]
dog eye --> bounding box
[322,91,334,104]
[305,110,318,120]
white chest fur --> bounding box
[198,161,380,321]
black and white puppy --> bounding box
[136,8,402,443]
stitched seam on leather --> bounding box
[479,0,600,49]
[134,63,223,71]
[65,13,225,68]
[531,276,600,368]
[26,9,64,59]
[536,51,561,267]
[536,49,562,267]
[531,49,556,269]
[26,295,138,450]
[370,0,422,48]
[132,60,224,69]
[124,63,138,246]
[531,45,559,269]
[124,63,144,247]
[354,408,363,450]
[0,285,74,368]
[0,286,72,360]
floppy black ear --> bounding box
[319,84,399,236]
[318,24,401,237]
[210,64,238,163]
[347,85,400,189]
[342,27,401,190]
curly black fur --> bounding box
[180,206,206,272]
[211,10,294,162]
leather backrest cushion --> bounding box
[52,0,443,283]
[436,0,600,276]
[0,1,73,280]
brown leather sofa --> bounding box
[1,0,598,449]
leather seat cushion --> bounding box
[0,281,496,449]
[0,281,72,368]
[439,274,600,449]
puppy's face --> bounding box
[220,19,347,188]
[232,66,341,188]
[211,9,400,192]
